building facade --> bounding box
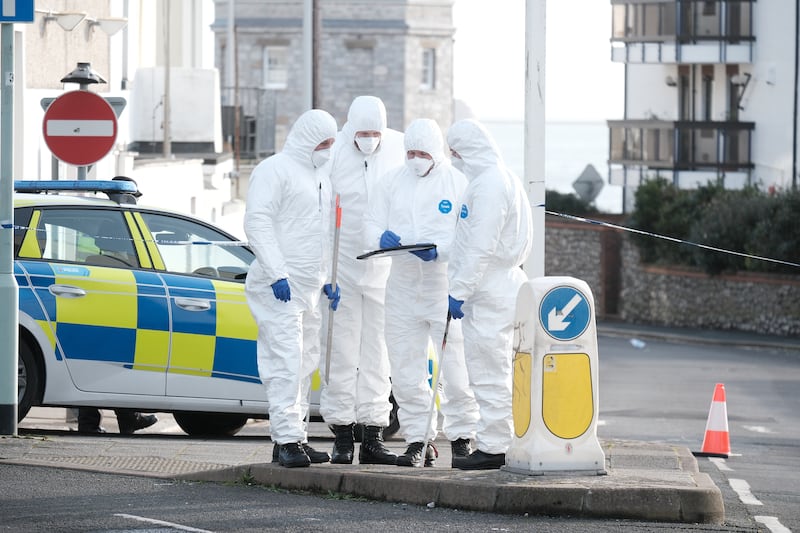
[607,0,798,211]
[211,0,455,159]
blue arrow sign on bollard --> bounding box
[539,286,591,341]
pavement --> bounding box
[2,322,799,525]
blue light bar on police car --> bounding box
[13,180,139,195]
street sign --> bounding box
[572,164,604,204]
[42,91,118,166]
[538,285,591,341]
[0,0,34,22]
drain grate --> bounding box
[26,455,229,475]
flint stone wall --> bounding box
[544,217,800,337]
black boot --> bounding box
[358,425,398,465]
[278,442,311,468]
[272,443,330,463]
[452,449,505,470]
[77,407,105,433]
[330,424,355,464]
[396,441,437,467]
[116,410,158,435]
[450,438,472,466]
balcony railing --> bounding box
[610,0,755,63]
[608,119,754,172]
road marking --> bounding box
[115,513,213,532]
[754,516,791,533]
[709,457,733,471]
[729,478,763,506]
[596,419,606,426]
[743,425,774,434]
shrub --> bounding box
[545,190,594,216]
[747,189,800,274]
[628,179,799,275]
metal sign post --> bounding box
[0,16,23,435]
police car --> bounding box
[13,179,398,437]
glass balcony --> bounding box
[608,119,754,172]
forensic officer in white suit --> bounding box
[365,118,479,467]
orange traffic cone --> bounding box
[693,383,730,458]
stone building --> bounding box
[212,0,455,159]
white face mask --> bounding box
[407,156,433,177]
[311,148,331,168]
[451,156,465,172]
[355,136,381,155]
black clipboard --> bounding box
[357,243,436,260]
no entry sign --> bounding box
[42,91,118,166]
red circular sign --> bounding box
[42,91,118,166]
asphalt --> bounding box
[2,322,798,525]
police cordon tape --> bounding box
[5,210,800,269]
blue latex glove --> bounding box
[448,295,464,319]
[410,246,438,262]
[271,278,291,302]
[323,283,340,311]
[379,230,401,249]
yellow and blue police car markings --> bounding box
[156,272,260,383]
[210,279,260,383]
[18,262,62,359]
[124,212,153,269]
[131,270,171,372]
[51,266,139,366]
[19,261,145,369]
[161,273,217,336]
[54,266,137,330]
[160,273,218,378]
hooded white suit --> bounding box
[319,96,406,427]
[244,109,338,445]
[365,118,479,444]
[446,119,533,454]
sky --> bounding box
[452,1,625,122]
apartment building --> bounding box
[607,0,797,211]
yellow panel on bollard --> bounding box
[504,276,606,476]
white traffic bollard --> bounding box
[504,276,606,476]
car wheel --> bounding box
[18,338,41,422]
[173,412,249,436]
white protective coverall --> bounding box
[244,109,338,445]
[365,118,479,444]
[445,118,533,454]
[320,96,405,427]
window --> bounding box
[19,208,138,268]
[262,46,288,89]
[139,212,253,281]
[421,48,436,90]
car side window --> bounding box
[138,211,253,281]
[18,208,139,268]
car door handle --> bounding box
[175,297,212,311]
[49,285,87,298]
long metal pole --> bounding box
[324,194,342,384]
[312,0,321,108]
[421,312,452,466]
[0,22,19,435]
[162,0,171,157]
[523,0,546,279]
[302,0,313,110]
